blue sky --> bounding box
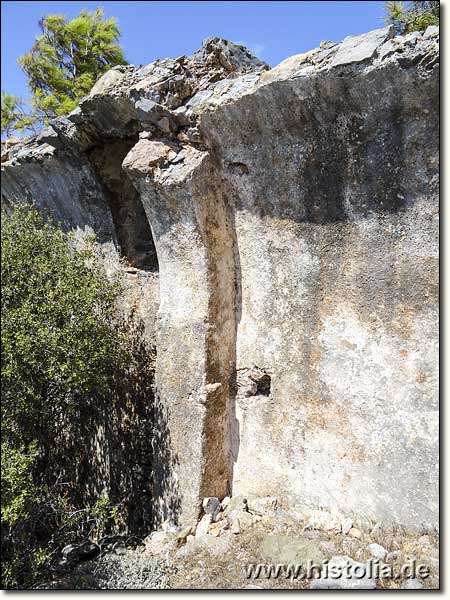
[2,0,387,102]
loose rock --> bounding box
[208,519,228,537]
[330,26,394,67]
[223,495,247,517]
[401,578,424,589]
[176,533,232,558]
[122,139,175,174]
[348,527,362,539]
[423,25,439,39]
[304,510,342,533]
[341,517,353,535]
[246,496,278,516]
[202,497,221,520]
[261,534,325,566]
[221,496,231,510]
[367,543,388,561]
[195,514,212,537]
[144,530,177,556]
[320,541,338,555]
[61,541,101,564]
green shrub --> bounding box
[1,204,154,588]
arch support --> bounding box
[124,142,236,525]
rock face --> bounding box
[1,29,439,530]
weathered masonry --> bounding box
[2,25,439,531]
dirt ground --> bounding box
[168,518,439,590]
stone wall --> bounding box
[1,26,439,531]
[197,29,439,531]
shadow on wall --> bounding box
[88,139,158,272]
[205,66,439,226]
[226,185,242,493]
[151,393,182,527]
[45,309,180,536]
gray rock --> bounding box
[174,525,195,541]
[386,550,400,562]
[330,26,395,67]
[134,98,168,124]
[190,37,269,74]
[320,541,338,555]
[401,578,424,589]
[48,116,76,135]
[423,25,439,39]
[157,116,172,133]
[303,529,323,539]
[246,495,278,516]
[367,542,388,561]
[230,519,240,534]
[377,39,399,61]
[123,139,175,174]
[36,126,60,147]
[185,89,213,110]
[248,369,271,395]
[320,40,337,49]
[139,129,154,139]
[61,541,101,563]
[67,106,84,124]
[208,518,228,536]
[172,105,192,126]
[195,514,212,537]
[403,31,422,46]
[261,534,325,566]
[144,530,178,556]
[176,533,232,558]
[202,497,221,519]
[341,518,353,535]
[171,150,185,164]
[228,509,257,533]
[178,126,202,142]
[89,69,126,96]
[303,510,342,533]
[223,495,247,516]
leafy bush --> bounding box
[2,205,126,444]
[1,204,154,588]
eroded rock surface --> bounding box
[1,29,439,530]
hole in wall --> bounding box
[237,367,271,397]
[228,162,249,175]
[249,369,271,396]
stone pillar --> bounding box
[124,142,236,525]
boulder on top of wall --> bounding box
[329,25,395,67]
